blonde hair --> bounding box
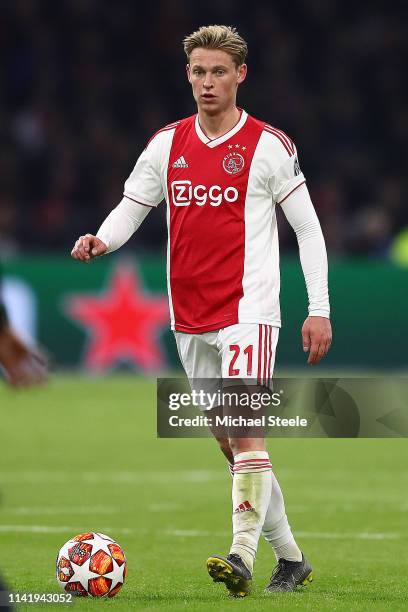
[183,25,248,67]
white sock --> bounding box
[262,470,302,562]
[229,451,272,573]
[228,462,234,477]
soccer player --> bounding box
[71,25,331,597]
[0,264,47,386]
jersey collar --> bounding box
[195,110,248,148]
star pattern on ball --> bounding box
[65,265,169,371]
[101,556,125,592]
[67,556,101,592]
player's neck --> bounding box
[197,106,241,140]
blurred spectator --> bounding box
[0,1,406,256]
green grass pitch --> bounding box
[0,376,407,611]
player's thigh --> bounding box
[174,331,222,410]
[218,323,279,386]
[174,331,221,379]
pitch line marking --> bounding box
[0,525,399,541]
[0,525,134,535]
[0,469,221,484]
[295,531,399,540]
[8,506,118,515]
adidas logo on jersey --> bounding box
[172,156,189,168]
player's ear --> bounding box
[186,64,192,83]
[237,63,247,85]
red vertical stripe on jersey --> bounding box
[168,115,264,333]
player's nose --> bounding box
[203,74,214,89]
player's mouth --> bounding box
[201,94,217,101]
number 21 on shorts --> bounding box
[228,344,253,376]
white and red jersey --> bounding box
[123,110,305,333]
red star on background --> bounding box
[66,265,169,371]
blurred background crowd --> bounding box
[1,0,406,258]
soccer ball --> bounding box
[56,532,127,597]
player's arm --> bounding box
[71,134,164,262]
[70,199,151,262]
[279,183,332,365]
[266,136,331,365]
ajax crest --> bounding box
[222,152,245,175]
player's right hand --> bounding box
[71,234,107,262]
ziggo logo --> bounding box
[171,180,239,207]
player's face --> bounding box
[187,48,247,115]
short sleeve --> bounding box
[267,145,306,205]
[123,138,164,207]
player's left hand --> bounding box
[301,316,332,365]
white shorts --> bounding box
[174,323,279,408]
